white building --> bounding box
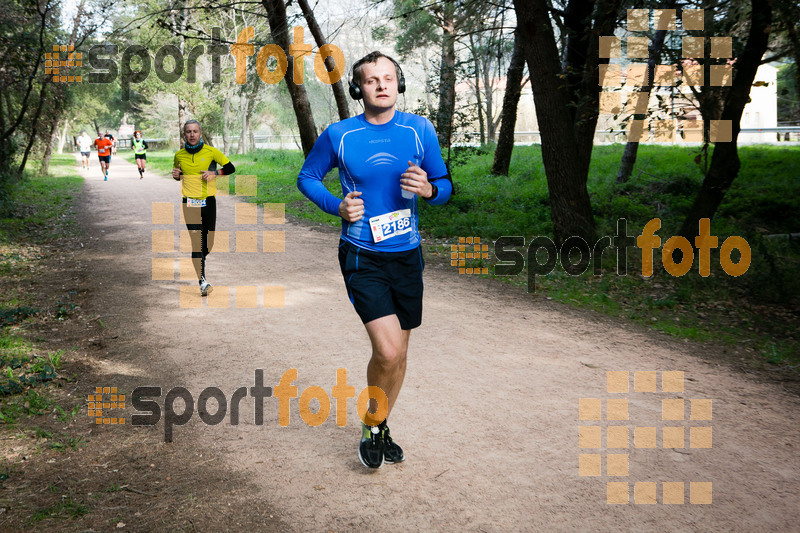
[739,63,778,143]
[468,62,779,145]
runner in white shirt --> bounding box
[77,131,92,170]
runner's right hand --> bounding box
[172,168,181,181]
[339,191,364,222]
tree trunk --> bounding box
[437,0,457,150]
[0,92,7,134]
[261,0,318,156]
[484,58,496,142]
[470,35,486,146]
[222,98,230,155]
[239,98,248,154]
[38,0,85,175]
[513,0,595,245]
[248,96,256,150]
[571,0,624,180]
[57,119,69,154]
[39,116,59,173]
[296,0,350,121]
[484,26,501,143]
[19,81,49,174]
[177,96,187,147]
[491,29,525,176]
[678,0,771,240]
[616,0,674,184]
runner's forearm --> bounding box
[425,176,453,205]
[217,162,235,176]
[298,177,343,217]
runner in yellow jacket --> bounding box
[171,120,236,296]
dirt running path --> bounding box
[78,155,799,532]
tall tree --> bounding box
[512,0,623,244]
[491,28,526,176]
[468,3,513,144]
[467,33,486,144]
[384,0,483,149]
[616,0,676,184]
[261,0,318,156]
[296,0,350,121]
[678,0,772,240]
[3,0,62,179]
[39,0,101,174]
[436,0,457,149]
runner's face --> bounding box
[184,124,201,145]
[359,57,399,112]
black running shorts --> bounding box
[338,239,424,330]
[182,196,217,258]
[135,154,146,160]
[98,155,110,163]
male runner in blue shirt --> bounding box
[298,51,453,468]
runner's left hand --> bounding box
[401,161,433,198]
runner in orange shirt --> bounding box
[95,132,113,180]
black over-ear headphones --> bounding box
[349,52,406,100]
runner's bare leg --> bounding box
[364,314,409,420]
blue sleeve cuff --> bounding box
[425,176,452,205]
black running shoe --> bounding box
[358,423,384,468]
[379,421,405,464]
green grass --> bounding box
[130,144,800,371]
[130,149,340,223]
[236,150,338,224]
[0,154,83,420]
[44,433,85,451]
[212,144,800,241]
[234,143,800,370]
[419,143,800,240]
[0,156,82,244]
[0,388,54,423]
[121,150,175,176]
[54,403,81,423]
[30,493,89,522]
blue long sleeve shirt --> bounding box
[297,111,452,252]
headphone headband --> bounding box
[349,52,406,100]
